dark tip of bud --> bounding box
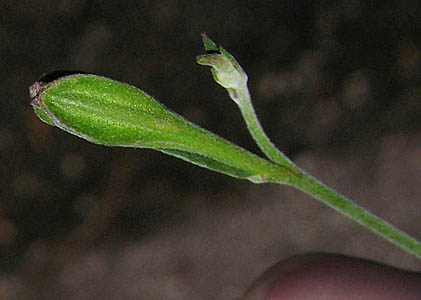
[30,70,92,107]
[37,70,90,84]
[29,81,41,100]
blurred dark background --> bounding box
[1,1,420,299]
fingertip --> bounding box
[241,254,421,300]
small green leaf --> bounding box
[201,33,218,52]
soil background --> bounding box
[1,1,420,299]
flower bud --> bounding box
[196,34,248,106]
[197,51,247,90]
[30,73,284,182]
[30,74,182,147]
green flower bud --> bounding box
[196,50,247,91]
[30,73,291,183]
[196,34,249,107]
[30,74,189,147]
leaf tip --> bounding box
[201,33,219,52]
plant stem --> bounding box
[233,88,295,168]
[272,168,421,257]
[223,61,421,258]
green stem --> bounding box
[233,88,295,168]
[271,168,421,257]
[238,90,421,255]
[236,86,421,257]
